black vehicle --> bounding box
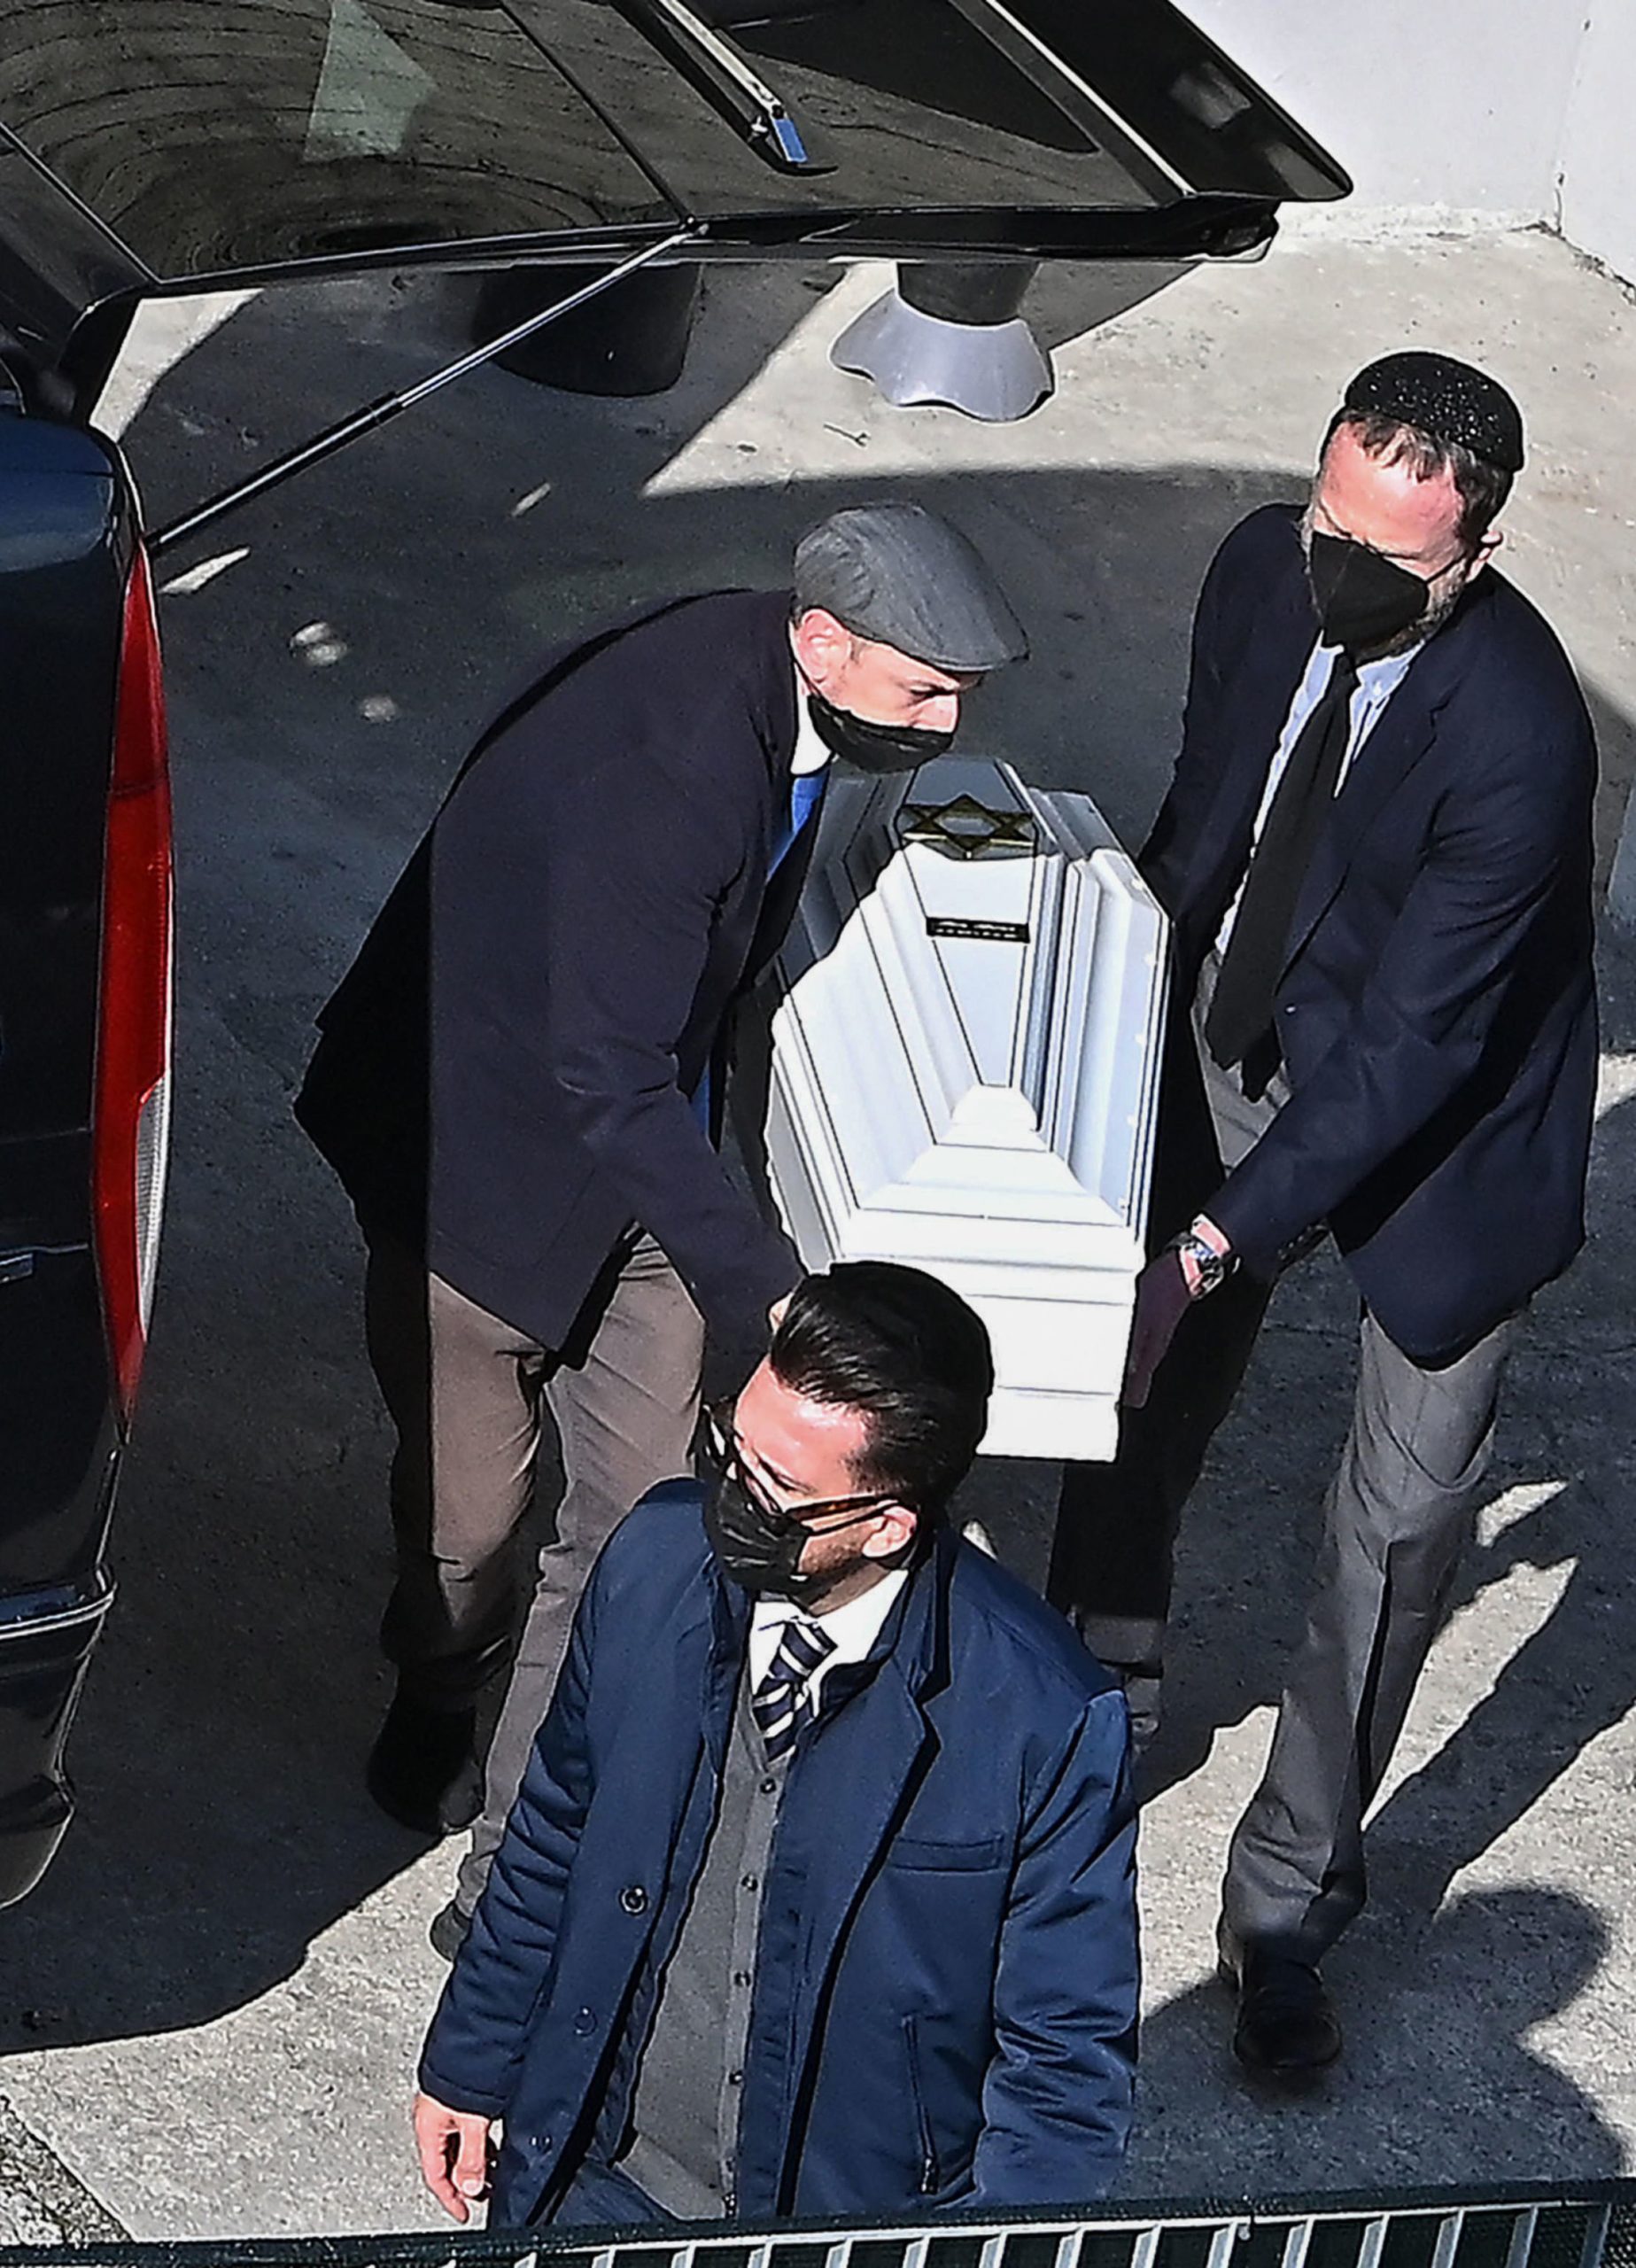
[0,0,1349,1906]
[0,387,167,1905]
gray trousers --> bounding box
[1222,1301,1514,1953]
[364,1232,704,1911]
[1050,957,1519,1957]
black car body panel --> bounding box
[0,0,1350,400]
[0,402,134,1902]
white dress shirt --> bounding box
[790,667,831,776]
[748,1567,908,1713]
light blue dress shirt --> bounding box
[1215,637,1423,954]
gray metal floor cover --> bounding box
[5,2181,1629,2268]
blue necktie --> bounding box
[771,767,826,873]
[691,770,826,1131]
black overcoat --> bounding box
[1146,505,1599,1362]
[296,589,807,1354]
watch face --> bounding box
[1175,1232,1232,1293]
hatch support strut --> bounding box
[148,226,702,559]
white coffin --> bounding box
[756,757,1168,1461]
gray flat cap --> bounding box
[793,501,1028,672]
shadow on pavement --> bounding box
[1128,1886,1624,2189]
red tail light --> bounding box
[93,541,174,1424]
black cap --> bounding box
[793,501,1028,672]
[1344,351,1524,474]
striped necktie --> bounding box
[751,1617,836,1763]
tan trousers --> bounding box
[363,1231,704,1907]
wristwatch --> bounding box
[1167,1228,1237,1299]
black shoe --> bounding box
[366,1693,482,1836]
[1119,1672,1162,1760]
[429,1899,472,1963]
[1219,1939,1342,2085]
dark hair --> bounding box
[1324,408,1513,546]
[770,1262,994,1513]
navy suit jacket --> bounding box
[296,590,806,1355]
[418,1487,1138,2225]
[1144,505,1598,1362]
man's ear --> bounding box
[792,607,853,690]
[1464,524,1502,580]
[863,1503,919,1559]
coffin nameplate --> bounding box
[926,916,1030,943]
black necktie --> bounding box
[1206,654,1360,1084]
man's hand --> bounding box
[1120,1250,1195,1410]
[1122,1216,1235,1408]
[414,2091,494,2223]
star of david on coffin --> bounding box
[896,794,1038,860]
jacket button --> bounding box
[573,2008,597,2036]
[620,1884,648,1915]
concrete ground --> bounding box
[0,221,1631,2240]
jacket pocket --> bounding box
[903,2016,939,2195]
[887,1833,1008,1872]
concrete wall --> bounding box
[1184,0,1636,284]
[1182,0,1584,221]
[1556,6,1636,286]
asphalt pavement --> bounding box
[0,222,1632,2238]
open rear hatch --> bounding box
[0,0,1348,408]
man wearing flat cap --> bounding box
[1049,352,1598,2080]
[297,501,1026,1941]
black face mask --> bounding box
[806,690,956,773]
[702,1466,887,1605]
[702,1468,824,1604]
[1306,530,1430,654]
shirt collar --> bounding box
[752,1565,908,1666]
[790,659,833,777]
[1320,636,1426,703]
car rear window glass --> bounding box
[0,1,679,278]
[0,0,1347,283]
[531,0,1156,219]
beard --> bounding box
[1361,565,1470,659]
